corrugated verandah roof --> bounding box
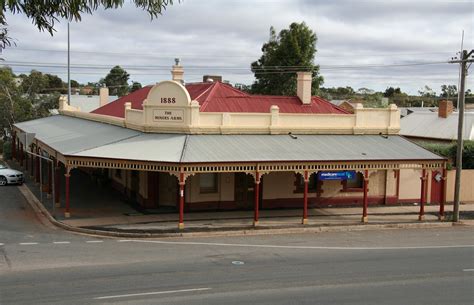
[14,115,444,164]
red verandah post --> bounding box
[254,172,260,226]
[419,169,427,221]
[302,170,309,225]
[178,172,185,230]
[362,170,369,223]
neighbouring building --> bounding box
[59,87,118,113]
[401,100,474,142]
[11,62,447,229]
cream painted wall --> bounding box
[446,169,474,202]
[262,172,303,200]
[399,169,422,200]
[187,173,234,203]
[385,170,398,197]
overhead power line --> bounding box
[1,60,450,72]
[5,47,455,59]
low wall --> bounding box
[446,169,474,202]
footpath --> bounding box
[17,181,474,238]
[4,157,473,238]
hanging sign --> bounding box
[318,171,356,181]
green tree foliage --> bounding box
[319,86,355,100]
[19,70,49,96]
[70,80,80,88]
[101,66,130,97]
[421,141,474,169]
[1,1,178,49]
[0,67,33,138]
[440,84,457,98]
[383,87,409,106]
[130,81,143,93]
[251,22,323,96]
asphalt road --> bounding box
[1,185,473,305]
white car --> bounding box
[0,164,24,186]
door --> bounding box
[430,171,442,204]
[158,173,178,207]
[130,170,140,203]
[234,173,255,210]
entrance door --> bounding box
[130,170,140,203]
[430,171,442,204]
[234,173,255,210]
[158,173,178,207]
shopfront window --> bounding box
[200,173,218,194]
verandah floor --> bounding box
[11,161,471,233]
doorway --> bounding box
[234,173,259,210]
[158,173,178,208]
[430,171,442,204]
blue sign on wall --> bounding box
[318,171,356,181]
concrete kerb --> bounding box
[17,184,468,239]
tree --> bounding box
[19,70,49,96]
[357,88,375,95]
[440,84,458,98]
[251,22,323,96]
[1,1,178,49]
[101,66,130,97]
[130,81,143,93]
[0,67,32,138]
[383,87,409,106]
[418,85,436,98]
[383,87,401,98]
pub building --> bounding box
[12,62,446,229]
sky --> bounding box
[1,0,473,95]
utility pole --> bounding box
[449,49,474,222]
[67,22,71,105]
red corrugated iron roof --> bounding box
[91,81,348,117]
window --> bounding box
[115,169,122,179]
[342,172,364,191]
[200,173,218,194]
[295,173,317,193]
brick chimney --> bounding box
[438,100,453,118]
[99,86,109,107]
[296,72,312,105]
[171,58,184,84]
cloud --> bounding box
[1,0,472,94]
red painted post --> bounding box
[302,171,309,225]
[54,162,61,207]
[64,172,71,218]
[439,168,447,220]
[419,169,427,221]
[362,170,369,223]
[253,172,260,226]
[178,173,185,230]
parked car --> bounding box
[0,164,24,186]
